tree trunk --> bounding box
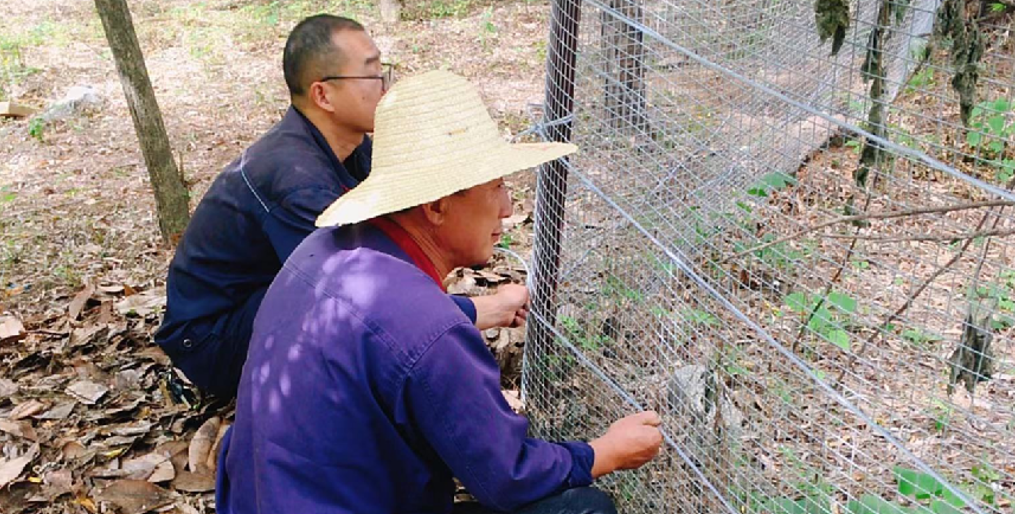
[95,0,190,242]
[380,0,402,23]
[602,0,648,135]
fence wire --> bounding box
[521,0,1015,513]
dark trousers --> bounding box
[452,488,618,514]
[157,288,268,398]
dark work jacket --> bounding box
[216,221,594,514]
[156,107,475,393]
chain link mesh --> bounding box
[522,0,1014,513]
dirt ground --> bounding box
[0,1,548,511]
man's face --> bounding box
[436,178,514,268]
[321,30,386,134]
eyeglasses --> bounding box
[319,64,393,90]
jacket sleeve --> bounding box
[404,322,594,512]
[265,187,340,263]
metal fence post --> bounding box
[524,0,583,399]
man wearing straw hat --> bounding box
[215,70,664,514]
[156,15,528,398]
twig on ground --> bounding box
[819,227,1015,242]
[722,200,1013,264]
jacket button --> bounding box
[182,338,193,349]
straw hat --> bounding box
[315,70,577,227]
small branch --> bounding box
[722,199,1013,264]
[833,209,993,387]
[819,227,1015,242]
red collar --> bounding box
[369,217,446,292]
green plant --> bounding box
[968,463,1000,505]
[905,66,936,92]
[559,315,610,352]
[603,274,644,303]
[0,187,15,204]
[929,399,953,433]
[747,171,797,198]
[973,272,1015,329]
[967,99,1013,160]
[476,7,497,48]
[901,328,944,347]
[27,117,45,142]
[783,290,856,351]
[497,232,514,248]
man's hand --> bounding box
[589,411,663,478]
[472,284,529,330]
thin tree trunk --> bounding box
[602,0,648,135]
[95,0,190,242]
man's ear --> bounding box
[420,197,452,226]
[308,82,336,113]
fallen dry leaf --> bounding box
[148,460,175,483]
[66,380,109,405]
[502,213,529,230]
[42,468,74,499]
[0,443,40,487]
[206,422,231,473]
[172,470,215,493]
[188,416,220,474]
[0,316,25,343]
[0,419,38,441]
[0,378,18,398]
[9,399,47,420]
[95,479,175,514]
[61,440,87,460]
[68,283,96,320]
[121,452,169,481]
[115,288,166,317]
[502,389,524,413]
[34,401,75,420]
[155,440,189,473]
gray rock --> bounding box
[40,86,102,122]
[666,364,744,456]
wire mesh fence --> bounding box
[521,0,1014,513]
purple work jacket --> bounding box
[216,219,595,513]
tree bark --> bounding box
[95,0,190,242]
[602,0,648,135]
[380,0,402,23]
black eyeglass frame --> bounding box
[319,64,393,90]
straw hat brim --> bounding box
[316,141,576,227]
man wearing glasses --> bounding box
[156,15,528,398]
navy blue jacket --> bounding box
[156,107,475,393]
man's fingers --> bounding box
[637,410,662,426]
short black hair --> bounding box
[283,15,365,97]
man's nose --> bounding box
[499,188,513,218]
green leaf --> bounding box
[785,292,810,313]
[967,131,982,147]
[828,329,850,350]
[993,99,1011,112]
[893,467,944,499]
[987,115,1007,135]
[848,495,913,514]
[988,141,1004,154]
[930,500,961,514]
[827,292,857,313]
[939,485,967,508]
[807,307,834,332]
[768,498,806,514]
[748,172,797,197]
